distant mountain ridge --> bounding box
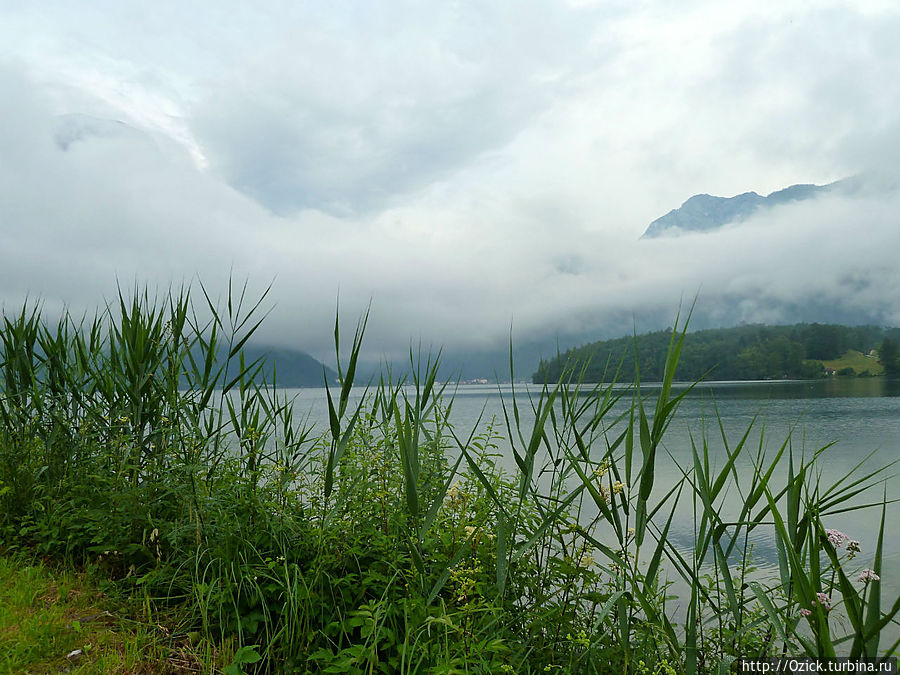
[192,344,335,388]
[641,180,849,238]
[242,345,337,387]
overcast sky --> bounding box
[1,1,899,364]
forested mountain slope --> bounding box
[533,323,900,383]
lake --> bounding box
[286,377,900,623]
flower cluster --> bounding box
[448,560,483,605]
[566,628,590,648]
[857,569,880,583]
[598,482,610,504]
[593,460,610,478]
[591,461,628,504]
[577,545,595,569]
[824,528,861,557]
[445,481,469,510]
[825,529,849,548]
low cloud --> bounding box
[191,2,594,215]
[1,1,899,371]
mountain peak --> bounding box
[641,181,842,239]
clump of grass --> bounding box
[0,282,897,673]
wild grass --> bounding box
[0,283,896,673]
[0,550,212,673]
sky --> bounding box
[1,0,899,369]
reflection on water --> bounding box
[677,376,900,400]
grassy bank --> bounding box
[0,550,207,673]
[0,285,897,673]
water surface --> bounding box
[288,377,899,619]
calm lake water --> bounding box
[287,377,900,619]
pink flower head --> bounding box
[799,608,812,617]
[825,529,849,548]
[857,569,880,583]
[815,593,833,611]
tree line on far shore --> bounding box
[533,322,900,383]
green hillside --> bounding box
[822,349,884,376]
[533,323,900,384]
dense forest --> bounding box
[533,323,900,383]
